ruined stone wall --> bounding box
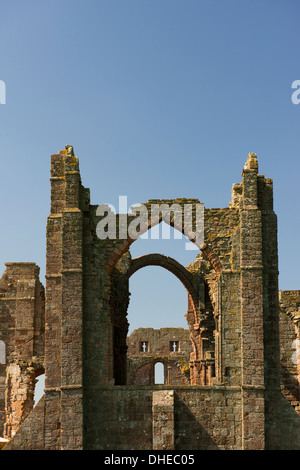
[127,328,192,385]
[45,149,87,450]
[3,397,45,450]
[279,290,300,401]
[89,386,243,450]
[265,288,300,449]
[81,152,270,449]
[0,262,45,438]
[204,207,240,271]
[278,291,300,421]
[4,358,44,440]
[174,387,243,450]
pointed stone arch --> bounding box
[105,204,223,278]
[127,253,200,325]
[123,253,216,385]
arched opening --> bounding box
[0,341,5,365]
[109,218,217,386]
[124,264,194,386]
[33,373,45,407]
[154,362,165,384]
[123,239,202,386]
[126,222,202,334]
[128,266,189,334]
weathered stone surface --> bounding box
[0,263,44,439]
[152,390,174,450]
[127,328,192,385]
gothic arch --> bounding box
[98,201,221,386]
[124,254,215,385]
[129,358,166,385]
[127,253,199,325]
[129,357,190,386]
[107,237,222,277]
[105,202,222,276]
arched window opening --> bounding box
[140,341,149,352]
[0,341,5,364]
[154,362,165,384]
[170,341,179,352]
[34,373,45,407]
[113,221,206,387]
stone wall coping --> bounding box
[87,384,251,392]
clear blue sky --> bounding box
[0,0,299,335]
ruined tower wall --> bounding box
[45,151,86,450]
[0,262,44,438]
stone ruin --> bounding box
[0,148,299,450]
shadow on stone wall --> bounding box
[280,364,300,402]
[174,395,220,450]
[266,365,300,449]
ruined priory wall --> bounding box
[6,149,298,451]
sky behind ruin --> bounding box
[0,0,299,336]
